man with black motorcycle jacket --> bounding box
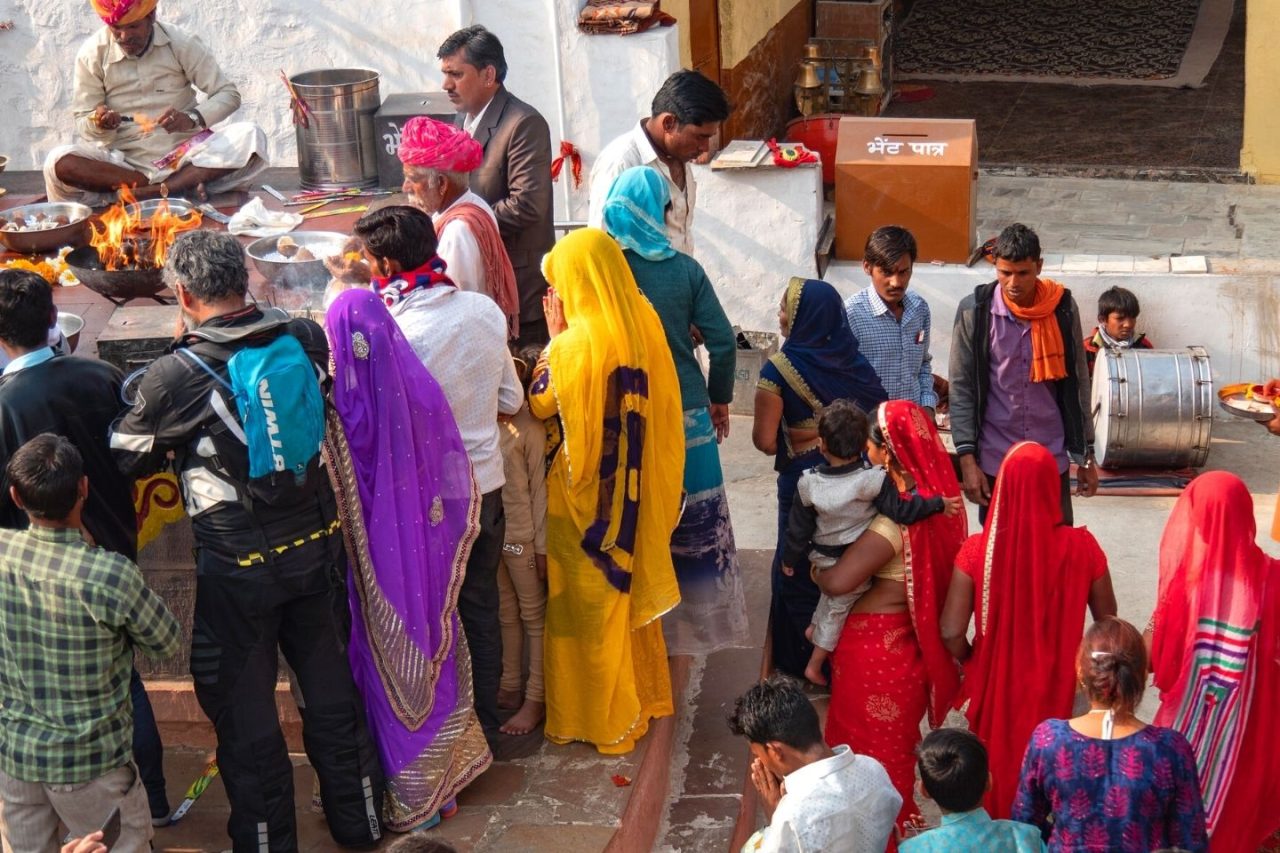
[111,230,384,851]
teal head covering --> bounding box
[602,165,676,262]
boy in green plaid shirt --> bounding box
[0,434,179,853]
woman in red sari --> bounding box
[820,400,966,829]
[1149,471,1280,852]
[938,440,1117,818]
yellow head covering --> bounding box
[542,227,684,626]
[91,0,157,26]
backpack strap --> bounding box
[175,347,232,391]
[174,347,247,445]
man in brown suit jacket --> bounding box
[439,26,555,347]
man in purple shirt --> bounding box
[948,224,1097,524]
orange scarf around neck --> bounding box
[435,201,521,340]
[1005,278,1067,382]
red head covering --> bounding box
[434,202,520,339]
[958,440,1108,817]
[1151,471,1280,841]
[877,400,966,726]
[90,0,156,26]
[398,116,484,172]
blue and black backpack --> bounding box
[177,309,326,507]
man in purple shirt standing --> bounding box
[948,224,1097,524]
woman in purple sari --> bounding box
[324,288,492,831]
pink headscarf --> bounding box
[398,116,484,172]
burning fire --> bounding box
[89,186,203,271]
[133,114,159,135]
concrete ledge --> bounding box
[146,679,303,751]
[714,259,1280,386]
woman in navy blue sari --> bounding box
[751,277,887,678]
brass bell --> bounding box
[855,48,885,97]
[794,60,825,117]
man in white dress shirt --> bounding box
[588,70,731,256]
[353,205,523,750]
[398,115,521,339]
[730,675,901,853]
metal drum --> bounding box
[290,69,381,190]
[1091,346,1213,469]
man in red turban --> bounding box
[43,2,268,204]
[89,0,157,26]
[399,116,521,340]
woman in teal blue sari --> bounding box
[602,165,749,655]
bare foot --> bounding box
[805,645,829,686]
[497,688,523,711]
[804,661,829,686]
[124,183,165,201]
[499,699,545,736]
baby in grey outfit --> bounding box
[782,400,958,685]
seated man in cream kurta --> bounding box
[43,0,268,204]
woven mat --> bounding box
[895,0,1234,88]
[1068,463,1200,496]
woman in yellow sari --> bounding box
[530,227,685,754]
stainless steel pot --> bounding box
[0,202,93,254]
[246,231,347,312]
[290,69,382,191]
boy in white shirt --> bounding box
[730,675,901,853]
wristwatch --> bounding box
[185,109,205,129]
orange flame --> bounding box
[89,185,203,271]
[134,114,159,135]
[147,201,203,268]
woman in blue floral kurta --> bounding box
[1011,618,1207,852]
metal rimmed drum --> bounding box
[1091,346,1213,469]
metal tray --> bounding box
[1218,382,1278,422]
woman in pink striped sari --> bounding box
[1149,471,1280,851]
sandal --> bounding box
[408,811,442,832]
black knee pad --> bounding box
[302,701,385,847]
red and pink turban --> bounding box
[90,0,157,26]
[398,116,484,172]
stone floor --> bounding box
[132,560,770,852]
[138,411,1280,852]
[886,0,1245,174]
[972,174,1280,267]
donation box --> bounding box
[834,117,977,263]
[373,93,457,188]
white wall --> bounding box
[1,0,679,221]
[473,4,678,221]
[718,255,1280,397]
[2,0,459,170]
[691,159,824,321]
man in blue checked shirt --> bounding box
[843,226,937,418]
